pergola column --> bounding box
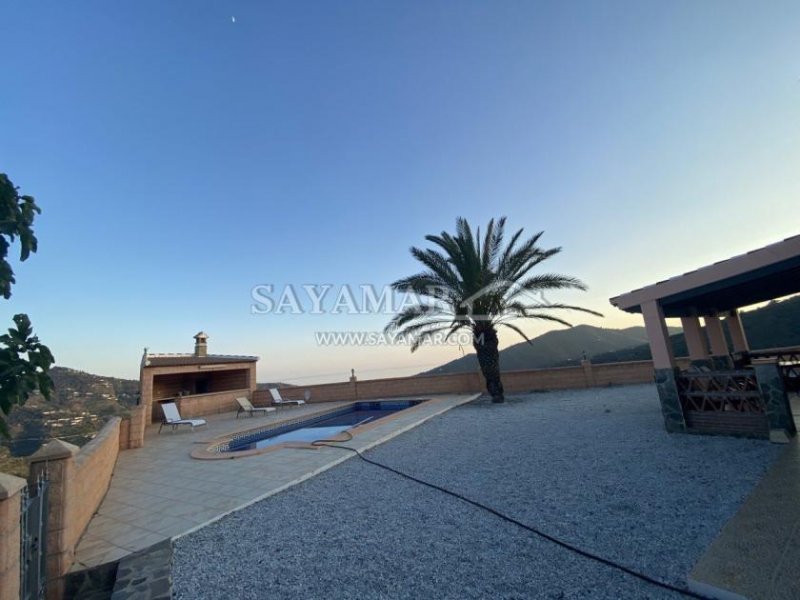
[642,300,676,369]
[725,309,749,352]
[704,314,732,369]
[642,301,686,432]
[680,316,710,363]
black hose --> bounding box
[311,436,710,600]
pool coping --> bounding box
[190,397,443,460]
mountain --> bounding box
[5,367,139,458]
[592,294,800,364]
[421,325,679,376]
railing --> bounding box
[750,347,800,392]
[677,369,763,413]
[20,476,48,600]
[677,369,767,437]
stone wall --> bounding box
[172,389,253,419]
[27,417,122,599]
[252,359,672,406]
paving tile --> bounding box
[79,545,131,567]
[116,530,169,552]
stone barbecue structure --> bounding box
[140,332,259,425]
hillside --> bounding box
[592,294,800,364]
[423,295,800,375]
[2,368,300,463]
[4,367,139,457]
[422,325,678,375]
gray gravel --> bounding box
[173,384,782,599]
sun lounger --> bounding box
[158,400,208,433]
[269,388,306,408]
[236,397,276,418]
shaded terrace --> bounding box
[610,234,800,440]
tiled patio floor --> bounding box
[72,394,478,570]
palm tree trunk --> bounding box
[473,325,505,403]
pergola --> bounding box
[610,234,800,440]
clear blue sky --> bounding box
[2,1,799,383]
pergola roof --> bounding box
[143,354,258,368]
[610,234,800,318]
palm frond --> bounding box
[408,247,460,288]
[408,323,464,352]
[503,274,587,306]
[387,217,601,354]
[499,322,533,344]
[502,312,575,328]
[481,216,506,272]
[384,303,442,333]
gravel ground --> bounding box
[173,384,782,599]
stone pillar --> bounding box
[27,439,79,600]
[139,368,154,427]
[0,473,27,600]
[119,417,131,450]
[680,316,711,365]
[642,301,686,433]
[725,310,749,352]
[653,367,687,433]
[703,315,732,370]
[752,359,797,442]
[247,363,257,398]
[126,405,146,449]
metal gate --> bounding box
[20,476,48,600]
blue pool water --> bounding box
[226,400,424,452]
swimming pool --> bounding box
[224,400,425,452]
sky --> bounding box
[1,1,799,384]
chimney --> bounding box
[194,331,209,357]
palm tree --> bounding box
[385,217,601,403]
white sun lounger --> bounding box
[158,401,207,433]
[236,397,276,418]
[269,388,306,408]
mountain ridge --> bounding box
[420,324,679,375]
